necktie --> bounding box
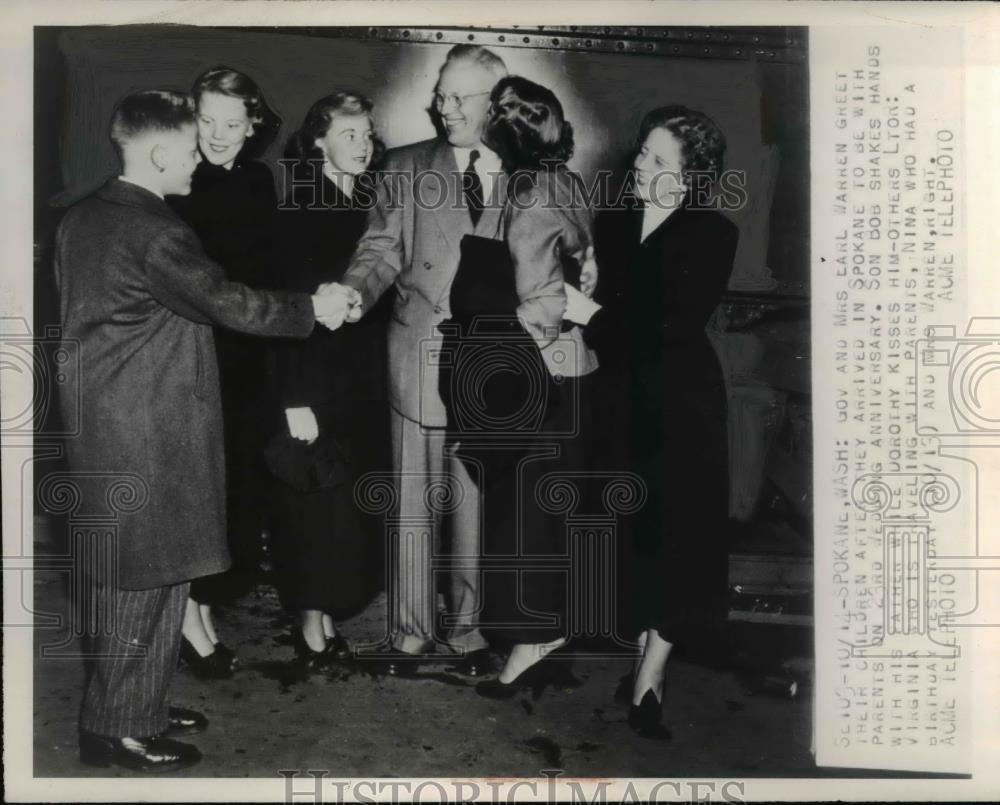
[463,149,484,226]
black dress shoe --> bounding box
[164,706,208,737]
[179,636,234,680]
[325,632,353,662]
[453,648,493,677]
[364,648,433,678]
[79,731,201,772]
[627,689,672,740]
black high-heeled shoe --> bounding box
[293,629,335,671]
[475,665,544,701]
[213,641,237,667]
[179,636,235,679]
[628,689,672,740]
[325,631,352,662]
[475,650,581,702]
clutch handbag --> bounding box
[264,428,351,493]
[438,190,560,441]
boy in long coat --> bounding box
[55,90,355,771]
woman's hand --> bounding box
[285,406,319,445]
[564,282,602,326]
[580,245,598,298]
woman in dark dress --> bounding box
[270,91,390,667]
[447,77,600,699]
[169,66,283,677]
[563,106,738,737]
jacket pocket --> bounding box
[389,288,412,326]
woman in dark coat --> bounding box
[270,91,390,666]
[168,66,283,676]
[563,106,738,738]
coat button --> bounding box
[433,305,442,314]
[424,261,433,270]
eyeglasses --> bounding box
[432,90,492,110]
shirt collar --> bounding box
[452,143,500,168]
[643,201,674,219]
[640,201,679,241]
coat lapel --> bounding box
[429,140,473,254]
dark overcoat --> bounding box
[585,200,739,642]
[54,178,315,589]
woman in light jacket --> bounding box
[445,76,599,700]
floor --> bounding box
[30,548,818,780]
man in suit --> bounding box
[342,45,509,674]
[55,90,353,771]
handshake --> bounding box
[311,282,363,331]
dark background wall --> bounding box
[34,25,808,297]
[32,25,812,542]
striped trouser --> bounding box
[78,581,189,738]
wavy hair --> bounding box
[636,105,727,184]
[482,76,574,171]
[283,90,384,173]
[191,66,281,158]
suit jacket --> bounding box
[343,137,511,427]
[503,167,599,379]
[587,201,737,362]
[54,178,315,589]
[584,200,738,455]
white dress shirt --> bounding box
[640,201,680,243]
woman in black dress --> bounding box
[169,66,283,677]
[270,91,390,667]
[447,77,600,699]
[563,106,738,737]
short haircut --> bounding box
[637,105,727,181]
[284,90,383,167]
[440,44,508,82]
[109,90,196,160]
[482,76,574,170]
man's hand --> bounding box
[285,407,319,444]
[311,282,360,331]
[318,281,363,323]
[564,281,602,326]
[580,245,598,298]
